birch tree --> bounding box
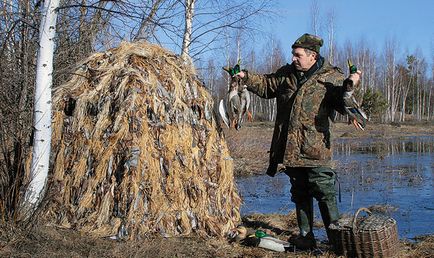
[400,55,417,121]
[253,36,284,121]
[181,0,195,61]
[310,0,320,35]
[181,0,272,61]
[21,0,59,218]
[415,55,427,120]
[383,38,399,122]
[325,9,336,64]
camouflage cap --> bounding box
[291,33,323,53]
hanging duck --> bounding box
[219,62,252,130]
[344,59,368,130]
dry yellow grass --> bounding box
[41,41,241,239]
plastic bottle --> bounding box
[255,230,290,252]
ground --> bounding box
[1,121,433,257]
[1,214,432,257]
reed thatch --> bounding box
[42,41,241,239]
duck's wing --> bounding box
[219,99,230,128]
[241,88,250,113]
[228,89,241,114]
[344,95,368,130]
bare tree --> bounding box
[0,0,40,220]
[21,0,60,219]
[252,36,285,121]
[184,0,273,61]
[324,8,336,64]
[181,0,195,61]
[404,55,418,121]
[383,38,399,122]
[200,58,218,99]
[246,49,257,118]
[428,55,434,119]
[310,0,320,35]
[134,0,165,41]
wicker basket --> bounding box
[328,207,399,258]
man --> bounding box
[235,33,361,250]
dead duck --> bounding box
[343,92,367,130]
[344,59,367,130]
[219,65,252,130]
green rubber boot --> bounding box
[290,199,317,250]
[289,232,317,250]
[295,199,314,237]
[309,167,340,243]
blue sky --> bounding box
[261,0,433,63]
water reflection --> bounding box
[236,136,434,239]
[334,136,434,157]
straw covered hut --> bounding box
[43,41,241,239]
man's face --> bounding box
[291,48,317,71]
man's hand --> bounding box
[348,70,362,86]
[234,71,245,79]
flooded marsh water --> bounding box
[236,136,434,240]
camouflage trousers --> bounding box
[285,167,339,237]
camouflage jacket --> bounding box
[244,60,352,176]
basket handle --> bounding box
[351,207,372,230]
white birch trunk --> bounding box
[427,84,432,120]
[181,0,195,61]
[326,10,335,64]
[21,0,59,218]
[310,0,320,35]
[224,30,231,91]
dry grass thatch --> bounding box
[41,41,241,239]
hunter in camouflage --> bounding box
[236,33,362,250]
